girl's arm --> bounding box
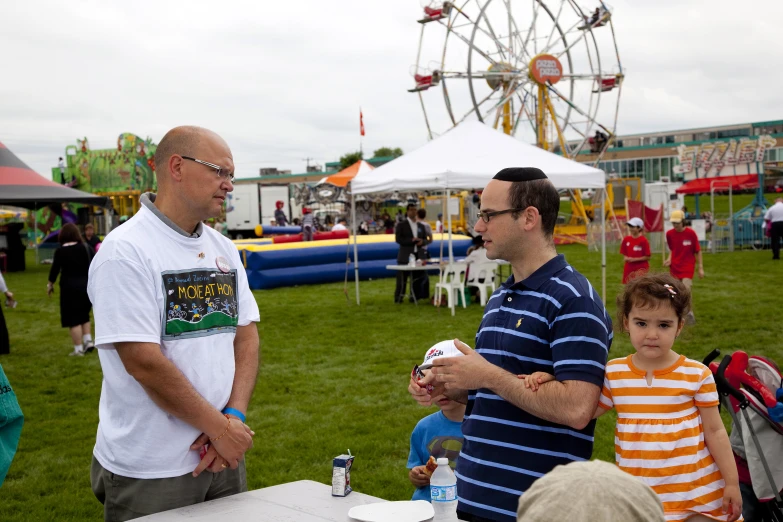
[593,403,609,419]
[700,406,742,521]
[519,373,611,420]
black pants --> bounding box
[0,304,8,355]
[395,271,412,303]
[394,270,429,302]
[771,221,783,259]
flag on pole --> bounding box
[360,109,365,136]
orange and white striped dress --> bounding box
[599,354,735,522]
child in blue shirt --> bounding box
[407,341,466,501]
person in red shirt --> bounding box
[664,209,704,322]
[620,217,651,284]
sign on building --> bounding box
[673,135,777,180]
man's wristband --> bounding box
[222,407,246,423]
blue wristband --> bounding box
[222,407,246,423]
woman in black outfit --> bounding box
[0,271,13,355]
[47,223,94,356]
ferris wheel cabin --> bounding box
[418,2,452,24]
[578,5,612,30]
[408,70,441,93]
[594,74,623,93]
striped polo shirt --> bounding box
[456,254,612,521]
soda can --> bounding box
[331,454,354,497]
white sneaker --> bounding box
[68,349,84,357]
[84,341,95,353]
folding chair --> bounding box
[434,262,468,309]
[466,262,499,306]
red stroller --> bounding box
[704,349,783,521]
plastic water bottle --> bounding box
[408,253,416,266]
[430,457,458,521]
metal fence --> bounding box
[706,215,769,253]
[708,215,733,253]
[586,223,622,253]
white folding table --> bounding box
[136,480,388,521]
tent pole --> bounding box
[439,194,445,261]
[447,190,454,263]
[352,192,360,305]
[601,188,607,303]
[446,189,455,316]
[660,203,665,266]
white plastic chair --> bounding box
[434,262,468,309]
[466,262,499,306]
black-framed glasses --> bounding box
[181,156,234,183]
[477,208,526,223]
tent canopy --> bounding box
[0,141,109,208]
[351,121,605,194]
[317,160,374,188]
[675,174,758,195]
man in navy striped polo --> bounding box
[409,167,611,521]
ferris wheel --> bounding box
[410,0,623,161]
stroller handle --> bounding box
[716,355,749,407]
[702,348,721,367]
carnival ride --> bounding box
[410,0,629,242]
[54,133,157,211]
[39,133,158,241]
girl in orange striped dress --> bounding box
[522,273,742,521]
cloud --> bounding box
[2,0,781,180]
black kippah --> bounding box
[493,167,548,182]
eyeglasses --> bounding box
[181,156,234,183]
[476,208,526,223]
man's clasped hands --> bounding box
[190,413,255,477]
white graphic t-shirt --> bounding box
[88,203,260,479]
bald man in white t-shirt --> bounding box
[88,127,260,521]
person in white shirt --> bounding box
[764,197,783,260]
[87,126,259,521]
[57,157,66,185]
[464,243,490,266]
[464,237,491,303]
[301,209,315,241]
[436,213,444,234]
[332,218,348,232]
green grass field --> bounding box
[0,245,781,521]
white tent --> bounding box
[348,121,608,310]
[351,121,604,193]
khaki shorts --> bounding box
[91,456,247,521]
[681,278,693,289]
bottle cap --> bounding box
[437,457,449,466]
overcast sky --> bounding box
[2,0,782,181]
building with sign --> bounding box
[569,120,783,190]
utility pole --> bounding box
[302,157,315,169]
